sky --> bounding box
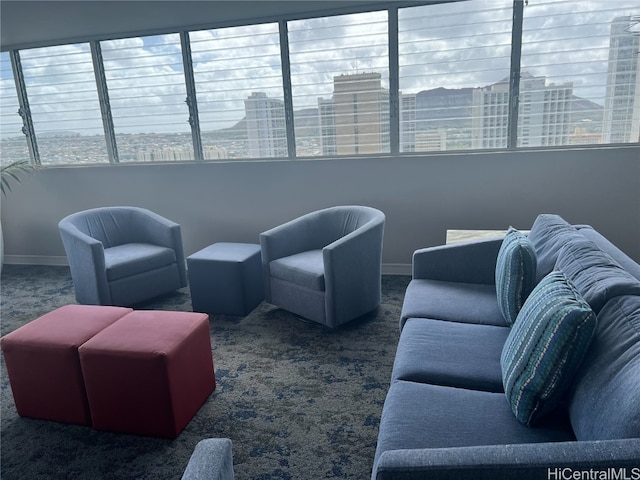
[0,0,639,138]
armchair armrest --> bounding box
[134,209,187,286]
[134,209,180,248]
[260,214,326,263]
[323,219,385,327]
[260,217,315,302]
[181,438,234,480]
[412,237,504,285]
[375,439,640,480]
[58,223,110,305]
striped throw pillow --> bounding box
[495,227,537,326]
[500,271,597,426]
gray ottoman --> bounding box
[187,242,264,316]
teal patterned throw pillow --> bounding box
[501,271,597,427]
[495,227,537,326]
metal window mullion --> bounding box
[507,0,524,149]
[388,7,400,155]
[90,41,119,163]
[10,50,40,165]
[279,20,296,159]
[181,31,204,161]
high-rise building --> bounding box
[244,92,288,158]
[471,82,510,149]
[471,74,573,148]
[319,73,390,155]
[399,92,417,152]
[415,130,447,152]
[136,147,193,162]
[602,16,640,144]
[318,98,337,156]
[203,146,228,160]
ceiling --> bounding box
[0,0,425,51]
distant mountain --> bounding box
[225,85,604,135]
[293,108,320,137]
[571,96,604,125]
[415,87,474,129]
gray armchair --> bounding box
[58,206,187,306]
[259,205,385,328]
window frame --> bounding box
[1,0,637,167]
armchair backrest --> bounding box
[60,207,154,248]
[300,206,385,249]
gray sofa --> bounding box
[372,214,640,479]
[182,438,234,480]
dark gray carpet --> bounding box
[0,265,410,480]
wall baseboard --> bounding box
[3,255,412,276]
[3,255,69,266]
[382,263,411,276]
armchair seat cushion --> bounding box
[269,250,325,291]
[105,243,177,281]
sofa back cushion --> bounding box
[501,271,597,427]
[555,238,640,314]
[568,295,640,440]
[528,214,582,283]
[576,226,640,281]
[495,227,537,326]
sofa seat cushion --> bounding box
[555,238,640,314]
[269,250,325,291]
[373,380,575,476]
[105,243,177,281]
[392,318,509,392]
[495,228,537,326]
[569,295,640,440]
[501,271,597,427]
[400,279,506,329]
[528,214,582,283]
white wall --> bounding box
[2,146,639,273]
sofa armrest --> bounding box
[181,438,234,480]
[374,439,640,480]
[412,237,504,285]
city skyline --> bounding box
[1,3,638,164]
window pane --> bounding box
[399,1,513,151]
[0,52,30,165]
[20,44,108,165]
[289,11,389,157]
[101,34,191,162]
[521,1,640,146]
[190,23,284,160]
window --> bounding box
[398,1,513,152]
[20,43,108,165]
[1,1,637,167]
[520,0,640,146]
[0,52,30,165]
[288,11,389,156]
[101,34,191,162]
[190,23,285,159]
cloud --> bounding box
[190,23,283,130]
[289,10,388,108]
[2,0,638,142]
[18,44,104,135]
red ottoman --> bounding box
[78,310,215,438]
[0,304,132,425]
